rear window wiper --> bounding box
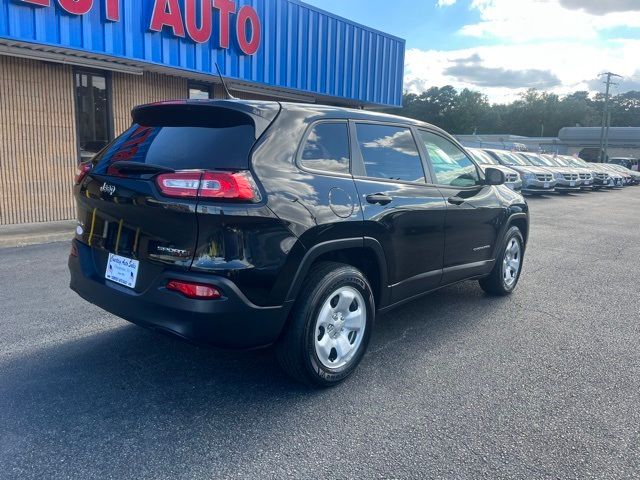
[107,162,176,175]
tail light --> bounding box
[74,162,92,184]
[156,171,259,201]
[155,172,202,197]
[167,280,222,299]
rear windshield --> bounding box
[93,122,255,173]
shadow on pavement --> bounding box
[0,281,509,477]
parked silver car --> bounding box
[607,163,640,185]
[563,157,611,189]
[467,148,522,191]
[517,153,583,193]
[596,164,625,187]
[483,149,556,195]
[554,156,594,190]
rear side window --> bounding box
[355,124,425,182]
[94,120,255,173]
[300,122,351,174]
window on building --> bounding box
[300,122,351,174]
[355,124,425,182]
[418,130,479,187]
[74,70,112,162]
[188,83,212,99]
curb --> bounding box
[0,221,75,249]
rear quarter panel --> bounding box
[250,106,365,304]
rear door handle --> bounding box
[366,193,393,205]
[448,196,466,206]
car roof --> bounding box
[135,98,455,141]
[278,101,445,131]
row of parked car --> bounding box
[465,149,640,195]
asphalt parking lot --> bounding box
[1,188,639,479]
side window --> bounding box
[355,124,425,182]
[300,122,350,174]
[418,131,479,187]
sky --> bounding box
[303,0,640,104]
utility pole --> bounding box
[597,72,621,162]
[603,111,612,165]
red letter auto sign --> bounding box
[20,0,262,55]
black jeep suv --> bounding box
[69,100,529,386]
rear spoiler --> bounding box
[132,100,281,140]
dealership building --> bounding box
[0,0,405,226]
[457,127,640,160]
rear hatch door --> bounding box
[74,101,280,292]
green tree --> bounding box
[391,87,640,137]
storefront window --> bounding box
[188,83,211,99]
[74,70,112,161]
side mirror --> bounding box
[484,167,505,186]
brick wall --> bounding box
[0,56,77,225]
[0,57,281,226]
[0,60,189,225]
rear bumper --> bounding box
[69,241,292,349]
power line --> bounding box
[597,72,622,163]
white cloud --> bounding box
[403,0,640,102]
[462,0,640,42]
[404,39,640,103]
[437,0,457,7]
[559,0,640,16]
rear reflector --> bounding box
[167,280,222,300]
[74,162,92,184]
[156,170,258,201]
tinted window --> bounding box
[356,124,425,182]
[300,123,350,174]
[94,123,255,173]
[418,131,479,187]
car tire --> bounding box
[275,261,375,387]
[479,226,525,296]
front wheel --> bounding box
[275,262,375,387]
[479,226,525,296]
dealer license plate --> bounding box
[570,181,575,186]
[544,182,549,188]
[105,253,139,289]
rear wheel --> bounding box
[479,226,524,296]
[275,262,374,387]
